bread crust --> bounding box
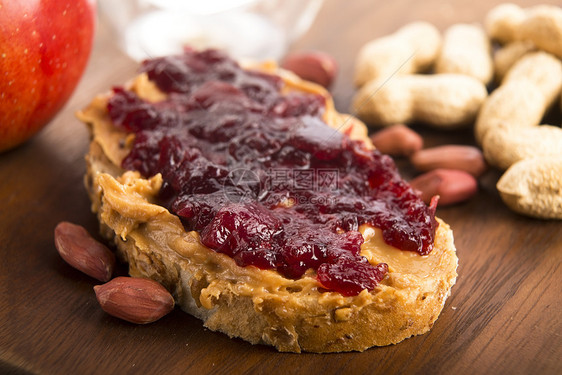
[78,65,458,353]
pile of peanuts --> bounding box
[370,126,484,206]
[351,3,562,219]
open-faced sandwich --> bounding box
[78,48,458,353]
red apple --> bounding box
[0,0,96,152]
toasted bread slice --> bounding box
[78,59,458,353]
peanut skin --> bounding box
[409,169,478,206]
[410,145,487,178]
[281,51,338,89]
[369,124,423,157]
[94,277,175,324]
[353,74,487,128]
[54,221,115,282]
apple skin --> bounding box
[0,0,96,152]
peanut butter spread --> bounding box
[79,64,458,352]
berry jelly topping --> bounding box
[106,48,438,296]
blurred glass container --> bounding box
[99,0,324,61]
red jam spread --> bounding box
[106,49,438,296]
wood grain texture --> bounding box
[1,0,561,374]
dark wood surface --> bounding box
[1,0,561,374]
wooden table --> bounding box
[1,0,561,373]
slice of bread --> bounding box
[78,61,458,353]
